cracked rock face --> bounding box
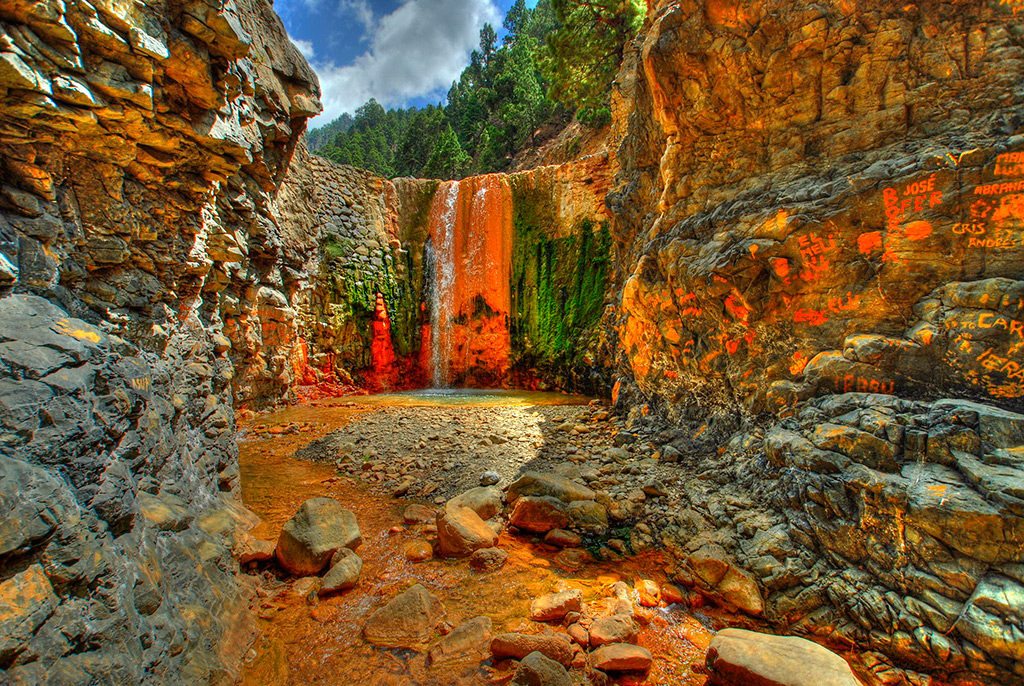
[0,0,321,681]
[606,1,1024,683]
[610,0,1024,425]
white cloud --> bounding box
[309,0,501,125]
[345,0,375,32]
[289,35,315,59]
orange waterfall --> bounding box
[426,174,513,387]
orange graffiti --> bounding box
[857,231,883,255]
[903,220,934,241]
[977,347,1024,381]
[678,292,703,317]
[882,175,943,242]
[771,257,791,278]
[994,152,1024,176]
[794,308,828,326]
[837,374,895,394]
[974,179,1024,196]
[827,291,862,313]
[797,232,837,282]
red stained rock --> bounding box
[510,496,569,533]
[590,643,653,673]
[436,503,498,558]
[491,632,575,667]
[529,589,582,622]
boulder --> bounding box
[469,547,508,572]
[566,500,608,534]
[236,536,275,564]
[364,584,446,651]
[589,616,638,647]
[436,503,499,557]
[635,579,660,607]
[510,496,570,533]
[543,529,581,548]
[319,549,362,595]
[511,651,572,686]
[491,632,575,666]
[507,472,596,504]
[705,629,862,686]
[403,504,435,523]
[404,539,434,562]
[449,486,503,520]
[687,544,764,616]
[275,498,361,576]
[530,590,582,622]
[590,643,653,672]
[428,616,493,671]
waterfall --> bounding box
[429,181,459,387]
[426,175,513,388]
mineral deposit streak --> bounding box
[427,175,514,388]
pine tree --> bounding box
[543,0,645,120]
[422,124,470,180]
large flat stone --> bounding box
[706,629,861,686]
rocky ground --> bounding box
[238,397,871,686]
[244,390,1024,686]
[290,401,685,554]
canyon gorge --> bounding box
[1,0,1023,685]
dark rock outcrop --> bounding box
[0,0,320,680]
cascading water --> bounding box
[429,182,459,387]
[425,175,513,388]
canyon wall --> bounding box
[0,0,321,680]
[607,1,1024,683]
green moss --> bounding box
[511,198,611,387]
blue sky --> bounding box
[275,0,537,127]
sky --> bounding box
[275,0,537,128]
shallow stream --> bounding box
[236,392,730,685]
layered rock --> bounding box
[0,0,320,680]
[611,0,1023,423]
[604,1,1024,683]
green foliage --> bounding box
[422,124,470,180]
[306,112,353,151]
[543,0,645,119]
[511,203,611,373]
[308,0,642,177]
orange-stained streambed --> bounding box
[236,392,731,685]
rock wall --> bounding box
[610,0,1024,423]
[607,1,1024,682]
[0,0,320,680]
[282,154,615,394]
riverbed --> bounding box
[235,392,727,685]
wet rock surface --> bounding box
[275,497,361,576]
[706,628,863,686]
[0,0,323,677]
[363,583,447,651]
[0,295,256,683]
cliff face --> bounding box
[0,0,319,681]
[610,0,1024,423]
[607,1,1024,682]
[277,154,614,395]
